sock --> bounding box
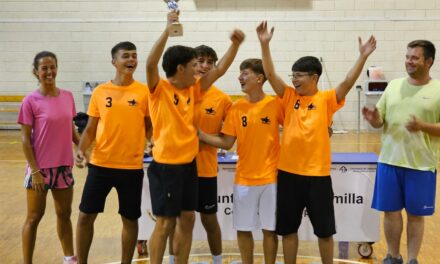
[64,256,75,261]
[169,254,175,264]
[213,254,222,264]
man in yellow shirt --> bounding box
[145,11,244,264]
[199,58,283,264]
[75,41,150,264]
[257,21,376,264]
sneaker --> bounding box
[383,254,403,264]
[408,260,419,264]
[63,256,78,264]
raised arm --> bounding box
[146,11,179,92]
[200,29,245,91]
[257,21,287,98]
[406,116,440,137]
[75,116,99,168]
[198,130,236,150]
[335,36,376,103]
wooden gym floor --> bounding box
[0,130,439,263]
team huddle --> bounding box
[19,10,440,264]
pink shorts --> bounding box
[24,166,74,190]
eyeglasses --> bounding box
[288,72,313,80]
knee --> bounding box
[407,213,424,223]
[25,212,44,228]
[55,207,72,221]
[77,212,96,226]
[155,217,176,236]
[178,212,196,228]
[262,230,277,240]
[201,214,219,232]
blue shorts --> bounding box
[372,163,436,216]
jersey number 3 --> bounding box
[106,97,112,108]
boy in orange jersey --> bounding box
[168,45,233,264]
[199,58,283,264]
[257,21,376,264]
[74,41,151,264]
[146,11,244,264]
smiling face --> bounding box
[112,49,138,75]
[238,68,263,94]
[290,71,318,96]
[405,46,432,79]
[196,55,215,77]
[34,56,58,86]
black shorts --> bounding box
[276,170,336,238]
[79,164,144,220]
[197,177,218,214]
[147,159,198,217]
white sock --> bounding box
[169,254,175,264]
[213,254,222,264]
[64,256,75,261]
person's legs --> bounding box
[149,216,176,264]
[404,167,436,262]
[120,216,138,264]
[383,211,403,258]
[22,189,47,264]
[173,211,196,264]
[237,231,254,264]
[52,187,74,257]
[76,164,113,264]
[282,233,298,264]
[317,236,334,264]
[262,229,278,264]
[406,213,424,262]
[198,177,221,257]
[76,212,98,264]
[200,213,222,256]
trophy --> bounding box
[164,0,183,37]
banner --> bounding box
[139,159,379,242]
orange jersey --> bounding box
[87,80,149,169]
[278,86,344,176]
[195,86,232,177]
[149,78,203,164]
[221,95,282,186]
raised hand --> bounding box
[167,10,179,26]
[256,21,274,44]
[359,35,377,57]
[230,29,245,46]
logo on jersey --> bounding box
[128,99,137,106]
[307,103,316,110]
[294,99,300,109]
[205,107,216,115]
[173,94,179,105]
[261,116,271,124]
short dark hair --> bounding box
[291,56,322,80]
[407,40,436,65]
[239,58,266,82]
[194,45,218,62]
[32,51,57,78]
[162,45,197,77]
[111,41,137,59]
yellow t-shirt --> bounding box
[87,80,149,169]
[278,86,344,176]
[195,86,232,177]
[149,78,203,164]
[221,95,282,186]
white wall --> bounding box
[1,0,440,130]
